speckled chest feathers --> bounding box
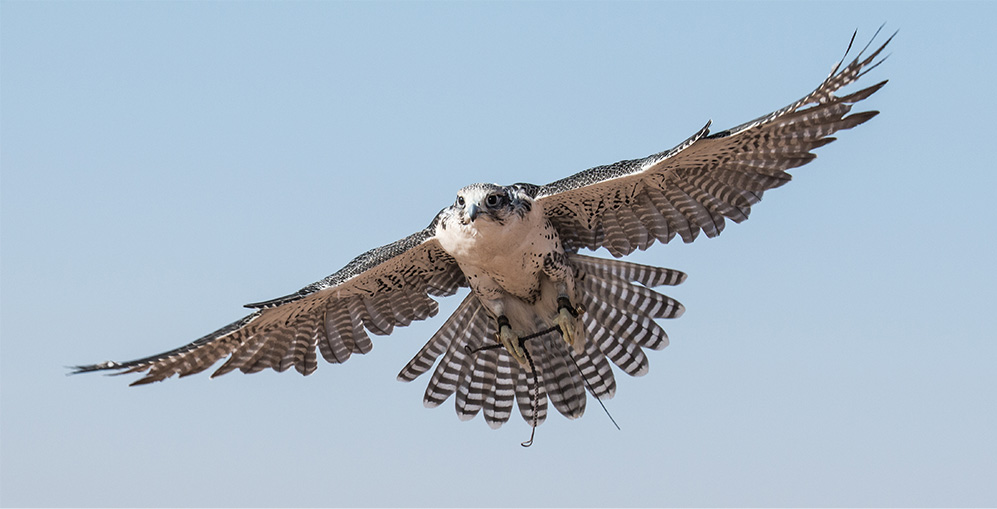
[435,183,567,306]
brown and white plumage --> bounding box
[73,29,891,430]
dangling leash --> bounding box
[465,325,555,447]
[465,323,619,447]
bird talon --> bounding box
[553,307,583,354]
[498,324,528,367]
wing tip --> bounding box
[843,110,880,129]
[67,361,122,375]
[128,377,159,387]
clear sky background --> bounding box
[2,2,995,507]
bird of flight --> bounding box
[74,29,892,433]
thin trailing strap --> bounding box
[466,324,558,447]
[465,322,620,446]
[519,344,539,447]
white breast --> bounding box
[437,205,558,300]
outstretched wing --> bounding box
[538,29,893,256]
[72,220,466,385]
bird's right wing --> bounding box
[72,219,467,385]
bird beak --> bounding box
[467,204,480,221]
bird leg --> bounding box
[496,315,528,366]
[554,295,584,354]
[542,252,584,353]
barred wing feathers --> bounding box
[538,30,892,257]
[72,224,466,385]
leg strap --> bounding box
[556,296,579,317]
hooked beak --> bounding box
[467,204,480,222]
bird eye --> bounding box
[456,196,465,207]
[486,194,502,207]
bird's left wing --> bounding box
[72,221,466,385]
[537,30,892,256]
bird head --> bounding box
[450,183,534,227]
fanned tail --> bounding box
[397,253,685,428]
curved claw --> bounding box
[554,307,583,354]
[498,324,528,367]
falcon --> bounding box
[74,30,892,431]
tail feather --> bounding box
[398,254,685,427]
[455,347,497,421]
[533,333,586,419]
[582,302,650,377]
[570,253,686,288]
[422,302,488,407]
[483,354,517,428]
[515,363,549,427]
[572,336,617,400]
[397,293,479,382]
[585,268,685,320]
[581,275,670,350]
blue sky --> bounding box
[2,1,995,507]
